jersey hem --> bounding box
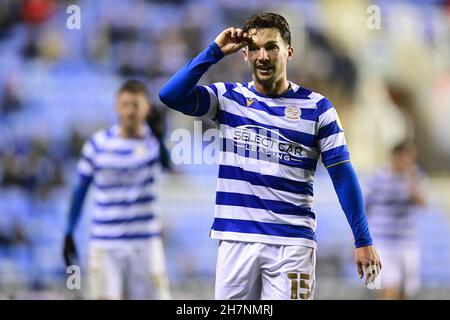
[210,230,317,249]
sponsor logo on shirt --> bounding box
[233,125,306,162]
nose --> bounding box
[125,104,138,116]
[257,48,269,62]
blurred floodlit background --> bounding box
[0,0,450,299]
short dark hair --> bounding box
[118,79,149,98]
[243,12,291,46]
[391,140,416,155]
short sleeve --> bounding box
[77,139,96,180]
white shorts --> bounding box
[215,240,316,300]
[377,244,420,297]
[87,237,170,300]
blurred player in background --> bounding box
[366,141,427,299]
[159,12,381,299]
[63,79,170,300]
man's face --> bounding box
[243,28,293,85]
[392,148,417,173]
[116,91,150,132]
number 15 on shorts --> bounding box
[287,272,312,300]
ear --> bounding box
[287,46,294,61]
[243,47,248,62]
[116,92,124,112]
[115,99,120,113]
[140,94,151,116]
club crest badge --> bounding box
[285,105,301,120]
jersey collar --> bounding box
[247,81,298,98]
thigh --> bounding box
[88,245,123,300]
[215,240,261,300]
[126,238,170,300]
[260,245,316,300]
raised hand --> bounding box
[214,27,252,56]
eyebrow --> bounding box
[248,41,279,47]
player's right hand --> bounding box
[63,233,78,267]
[214,27,252,56]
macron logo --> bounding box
[246,98,255,107]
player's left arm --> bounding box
[318,97,381,282]
[327,161,381,282]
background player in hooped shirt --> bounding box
[160,12,381,299]
[63,80,170,300]
[365,141,427,299]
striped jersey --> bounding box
[201,81,350,248]
[77,124,161,241]
[365,166,424,245]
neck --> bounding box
[119,125,143,138]
[253,76,290,96]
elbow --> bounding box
[159,86,184,111]
[159,86,196,115]
[159,87,172,107]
